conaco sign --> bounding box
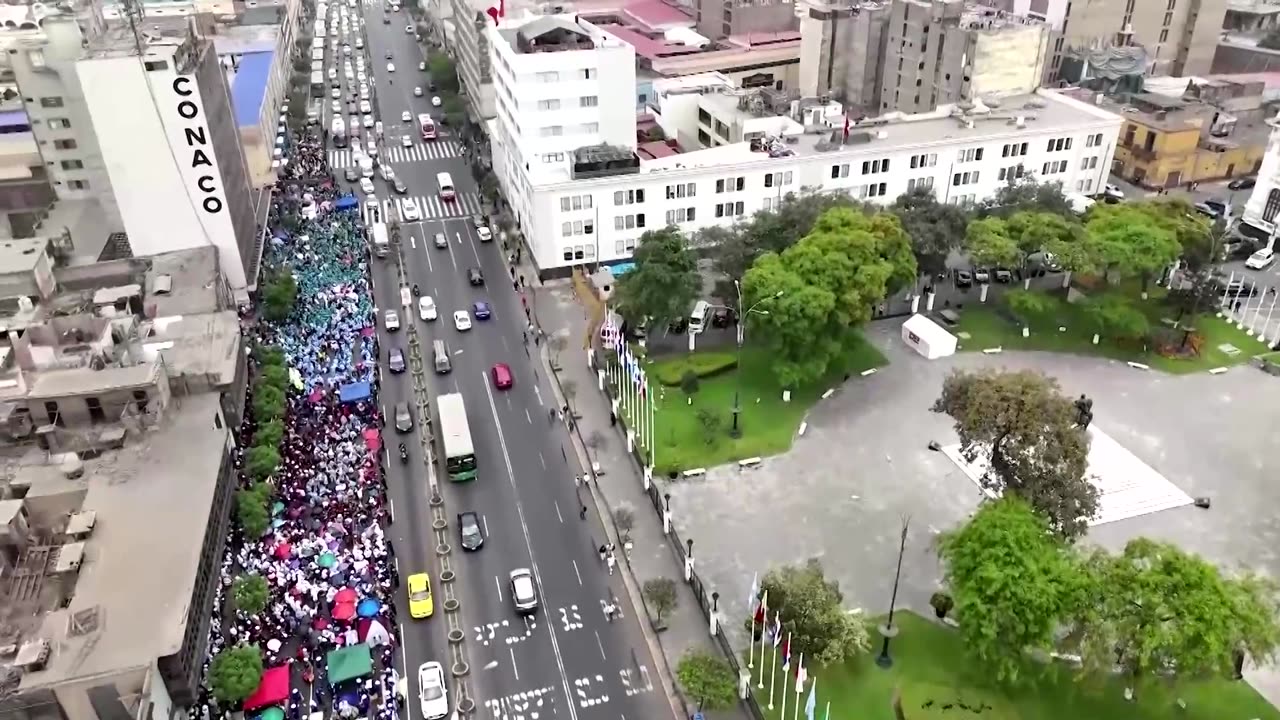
[172,76,224,215]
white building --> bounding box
[509,75,1122,277]
[1241,118,1280,250]
[489,14,637,234]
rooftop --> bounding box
[82,18,190,60]
[140,311,241,386]
[212,24,280,54]
[9,392,229,690]
[0,238,47,275]
[231,50,273,127]
[25,361,159,400]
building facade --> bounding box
[516,87,1121,276]
[693,0,798,39]
[1242,117,1280,248]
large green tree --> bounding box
[1004,211,1086,277]
[891,185,971,278]
[939,498,1086,684]
[675,651,738,711]
[981,177,1076,219]
[612,228,699,331]
[208,645,264,704]
[1085,204,1182,291]
[1074,539,1280,689]
[232,574,270,616]
[1084,295,1150,343]
[706,190,869,281]
[755,559,870,665]
[742,207,916,386]
[964,217,1021,269]
[931,368,1098,539]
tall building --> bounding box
[692,0,797,39]
[797,0,891,111]
[1,12,260,292]
[488,13,638,233]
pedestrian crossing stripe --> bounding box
[360,193,484,224]
[328,141,464,168]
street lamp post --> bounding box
[729,283,783,439]
[876,516,910,669]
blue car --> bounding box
[473,301,492,320]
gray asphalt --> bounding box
[328,4,672,719]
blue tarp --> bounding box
[232,51,275,128]
[338,382,371,404]
[335,195,359,210]
[0,110,28,129]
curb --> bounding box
[536,337,685,720]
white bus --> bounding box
[370,222,389,257]
[437,393,476,481]
[436,172,456,201]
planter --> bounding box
[929,591,953,620]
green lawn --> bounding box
[754,612,1279,720]
[954,287,1271,374]
[640,335,887,475]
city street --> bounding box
[340,3,673,719]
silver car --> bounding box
[509,568,538,614]
[394,402,413,433]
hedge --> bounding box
[651,352,737,386]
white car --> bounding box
[363,114,374,128]
[331,86,341,99]
[414,86,423,97]
[387,62,396,72]
[419,61,426,71]
[418,662,449,720]
[1246,248,1276,270]
[384,310,401,332]
[367,139,379,157]
[402,198,421,221]
[357,72,368,85]
[431,96,442,107]
[379,164,396,181]
[419,296,438,321]
[359,177,376,195]
[331,99,341,113]
[401,134,413,148]
[405,24,414,33]
[453,310,472,331]
[401,111,412,122]
[359,100,372,114]
[476,227,492,242]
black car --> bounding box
[993,268,1013,284]
[434,232,449,249]
[393,179,408,194]
[389,347,406,373]
[467,267,484,286]
[428,82,438,92]
[710,307,735,328]
[458,511,484,550]
[954,269,973,288]
[344,167,359,182]
[668,317,688,334]
[1228,177,1256,191]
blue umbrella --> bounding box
[356,598,381,618]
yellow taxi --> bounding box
[407,573,434,619]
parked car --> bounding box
[954,269,973,288]
[973,267,990,284]
[711,307,735,328]
[1228,177,1257,191]
[993,268,1013,284]
[1245,248,1276,270]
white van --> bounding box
[688,300,711,334]
[436,172,456,201]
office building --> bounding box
[692,0,797,39]
[797,0,890,111]
[0,241,244,720]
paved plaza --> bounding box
[666,319,1280,694]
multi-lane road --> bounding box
[319,4,674,719]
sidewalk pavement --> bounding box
[532,278,752,720]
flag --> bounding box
[747,573,759,612]
[753,599,765,627]
[772,613,782,647]
[804,679,817,720]
[781,636,791,671]
[842,114,851,141]
[796,655,807,686]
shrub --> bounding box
[680,370,699,395]
[236,485,271,537]
[652,352,737,386]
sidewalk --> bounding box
[532,278,753,720]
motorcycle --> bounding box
[412,284,420,297]
[398,443,409,464]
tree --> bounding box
[1085,204,1182,291]
[258,364,289,392]
[208,645,264,704]
[262,274,298,323]
[756,559,870,665]
[1085,295,1150,343]
[1003,211,1086,277]
[981,176,1075,218]
[1074,538,1280,689]
[706,191,871,282]
[675,651,738,711]
[253,384,286,422]
[614,504,635,542]
[427,53,458,93]
[891,185,970,278]
[964,217,1021,269]
[931,368,1097,539]
[1134,198,1215,271]
[442,95,465,128]
[742,207,916,387]
[245,444,281,482]
[938,498,1086,684]
[236,485,271,538]
[254,418,284,449]
[585,429,606,462]
[232,574,270,616]
[548,334,568,366]
[643,577,678,623]
[695,408,722,444]
[255,344,286,368]
[1004,289,1053,330]
[613,228,699,331]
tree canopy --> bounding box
[233,574,271,616]
[981,177,1075,219]
[891,186,971,278]
[675,651,738,711]
[705,190,870,281]
[208,645,264,704]
[939,498,1086,684]
[756,559,870,665]
[742,207,916,386]
[1084,204,1182,289]
[612,228,700,330]
[931,368,1098,539]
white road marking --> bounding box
[540,451,546,469]
[409,234,416,249]
[510,648,521,680]
[449,239,459,271]
[389,498,396,524]
[594,631,607,660]
[555,502,563,524]
[572,560,582,585]
[483,514,490,538]
[495,575,504,603]
[534,385,544,406]
[526,408,532,424]
[480,371,581,720]
[424,245,433,272]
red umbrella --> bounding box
[274,543,292,560]
[312,617,330,630]
[334,587,358,604]
[332,601,357,621]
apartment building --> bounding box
[692,0,797,39]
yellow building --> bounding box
[1108,92,1266,189]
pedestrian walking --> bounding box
[580,504,588,520]
[606,554,616,575]
[598,545,607,562]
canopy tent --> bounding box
[339,382,372,404]
[327,645,374,685]
[243,665,292,711]
[334,194,359,210]
[901,313,957,360]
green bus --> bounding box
[437,393,477,481]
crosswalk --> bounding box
[329,141,464,168]
[361,193,485,225]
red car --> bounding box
[491,363,513,390]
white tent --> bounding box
[901,314,957,360]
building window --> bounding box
[38,96,63,108]
[909,153,937,169]
[580,95,598,107]
[540,126,563,137]
[1040,159,1068,175]
[1264,189,1280,223]
[763,171,793,188]
[582,122,599,133]
[537,99,561,110]
[613,189,644,205]
[581,68,595,80]
[60,159,83,170]
[542,153,564,163]
[957,147,983,163]
[535,71,559,82]
[859,182,888,198]
[143,60,169,71]
[1080,156,1098,170]
[907,177,934,192]
[862,158,889,174]
[47,118,71,130]
[561,220,591,236]
[715,177,745,193]
[665,207,696,224]
[714,201,745,218]
[1046,137,1072,152]
[1085,132,1104,147]
[998,165,1025,181]
[830,163,851,179]
[614,213,646,230]
[68,179,89,190]
[1001,142,1028,157]
[665,182,696,199]
[560,194,593,211]
[53,139,77,150]
[1076,178,1095,193]
[952,171,980,186]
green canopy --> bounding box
[326,645,373,685]
[260,707,285,720]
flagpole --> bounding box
[748,594,757,670]
[756,599,769,688]
[824,700,830,720]
[637,371,647,449]
[647,378,656,469]
[793,654,805,720]
[780,641,790,720]
[767,635,778,708]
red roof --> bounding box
[243,665,291,711]
[637,140,679,159]
[598,24,701,60]
[624,0,692,27]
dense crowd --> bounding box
[195,126,402,720]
